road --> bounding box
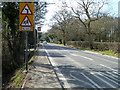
[42,43,119,88]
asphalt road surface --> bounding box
[42,43,119,89]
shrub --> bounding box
[67,41,119,54]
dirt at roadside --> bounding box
[24,45,61,88]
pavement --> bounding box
[24,44,62,88]
[43,43,119,89]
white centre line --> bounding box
[80,55,94,61]
[59,46,94,61]
[70,53,94,61]
[70,53,79,56]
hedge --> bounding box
[67,41,119,54]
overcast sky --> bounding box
[38,0,119,33]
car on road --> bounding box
[43,41,47,44]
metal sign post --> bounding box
[19,3,34,72]
[25,32,28,71]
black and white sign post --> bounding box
[19,3,34,72]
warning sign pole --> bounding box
[25,32,28,71]
[19,3,34,72]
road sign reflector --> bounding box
[20,4,33,15]
[20,16,32,27]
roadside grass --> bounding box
[6,50,36,88]
[90,50,119,58]
[52,43,119,58]
[75,46,119,58]
[14,74,23,88]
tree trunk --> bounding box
[87,23,93,49]
[63,34,66,46]
[62,30,66,46]
[63,39,66,46]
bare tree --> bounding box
[34,2,47,25]
[65,0,107,49]
[53,9,72,45]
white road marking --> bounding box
[54,50,84,67]
[80,55,93,61]
[113,71,118,74]
[70,73,95,88]
[50,43,118,61]
[97,73,118,85]
[70,53,79,56]
[83,51,118,64]
[99,59,118,65]
[57,44,118,65]
[103,72,118,81]
[90,72,116,88]
[83,51,118,60]
[62,49,94,61]
[75,50,118,64]
[106,72,118,78]
[42,44,71,88]
[44,44,118,88]
[52,44,117,65]
[81,73,101,88]
[70,53,93,61]
[100,64,118,72]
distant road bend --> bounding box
[42,43,119,88]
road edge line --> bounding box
[42,44,71,89]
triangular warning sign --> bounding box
[20,16,32,27]
[20,4,33,15]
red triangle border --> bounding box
[20,16,32,27]
[20,4,33,15]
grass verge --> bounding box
[6,50,36,88]
[75,46,118,58]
